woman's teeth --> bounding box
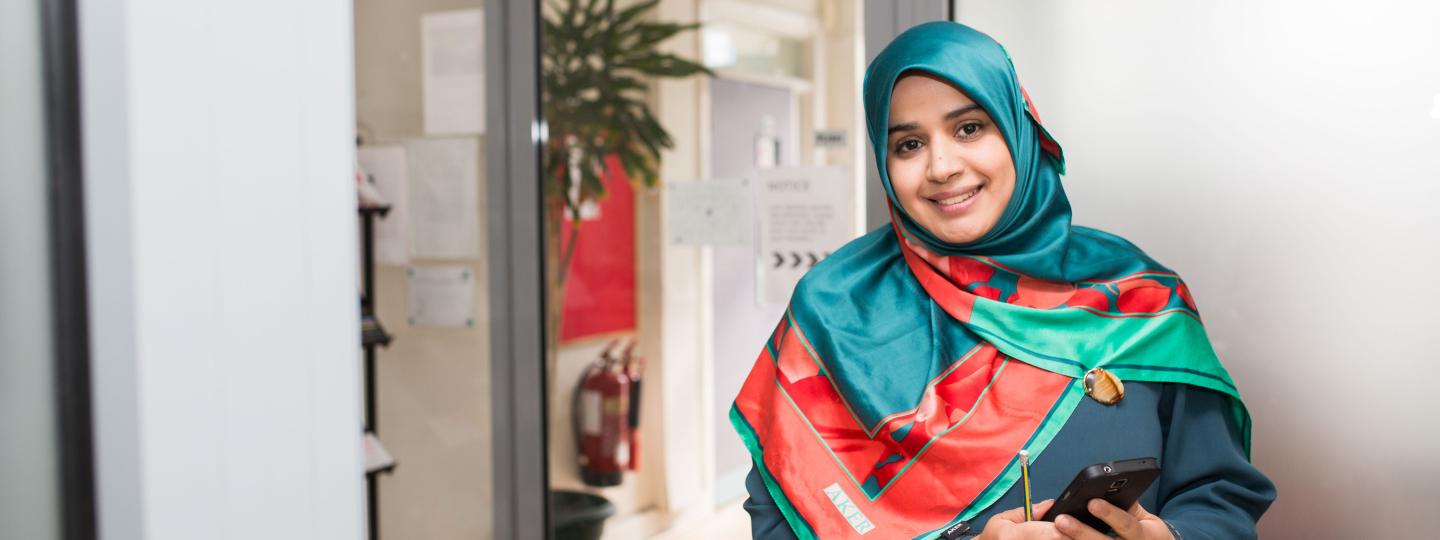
[936,187,981,206]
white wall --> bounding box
[954,1,1440,538]
[80,0,366,538]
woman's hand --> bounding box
[977,500,1067,540]
[1053,499,1174,540]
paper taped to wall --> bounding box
[666,177,753,246]
[406,137,481,259]
[357,145,411,265]
[421,9,485,135]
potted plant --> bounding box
[541,0,711,393]
[541,1,711,536]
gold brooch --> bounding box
[1083,368,1124,405]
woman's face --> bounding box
[886,72,1015,245]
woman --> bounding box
[731,22,1275,539]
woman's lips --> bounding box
[929,185,983,213]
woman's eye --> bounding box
[957,121,984,139]
[894,139,922,154]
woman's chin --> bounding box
[933,228,984,245]
[920,217,988,245]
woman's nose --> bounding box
[928,138,965,183]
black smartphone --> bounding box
[1038,457,1161,534]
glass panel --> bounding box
[352,1,494,537]
[541,0,865,537]
[0,0,62,538]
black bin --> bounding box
[550,490,616,540]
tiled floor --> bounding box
[651,501,751,540]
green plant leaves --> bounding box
[541,0,713,207]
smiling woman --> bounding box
[732,21,1275,540]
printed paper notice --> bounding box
[758,167,853,305]
[407,137,481,259]
[666,178,753,246]
[357,145,411,265]
[422,9,484,135]
[407,265,476,328]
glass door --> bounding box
[352,1,508,537]
[538,0,870,537]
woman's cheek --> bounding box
[889,163,924,207]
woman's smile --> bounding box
[927,183,985,213]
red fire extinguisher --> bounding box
[574,341,631,487]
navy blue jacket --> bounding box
[743,382,1276,539]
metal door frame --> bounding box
[40,0,99,537]
[486,0,548,538]
[862,0,952,230]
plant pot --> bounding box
[549,489,616,540]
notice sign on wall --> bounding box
[757,166,852,305]
[407,265,476,328]
[666,177,753,246]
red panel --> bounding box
[560,155,637,342]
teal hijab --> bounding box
[866,21,1083,280]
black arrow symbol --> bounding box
[790,252,802,268]
[806,252,819,267]
[772,252,785,268]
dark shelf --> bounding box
[361,314,392,347]
[358,204,391,218]
[357,203,389,540]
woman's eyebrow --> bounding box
[887,104,982,135]
[944,104,982,120]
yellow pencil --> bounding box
[1019,450,1033,521]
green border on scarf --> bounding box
[731,405,819,540]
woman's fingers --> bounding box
[990,506,1025,524]
[990,499,1055,524]
[1051,499,1172,540]
[1072,498,1146,539]
[1031,499,1056,519]
[1127,500,1162,521]
[1051,514,1109,540]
